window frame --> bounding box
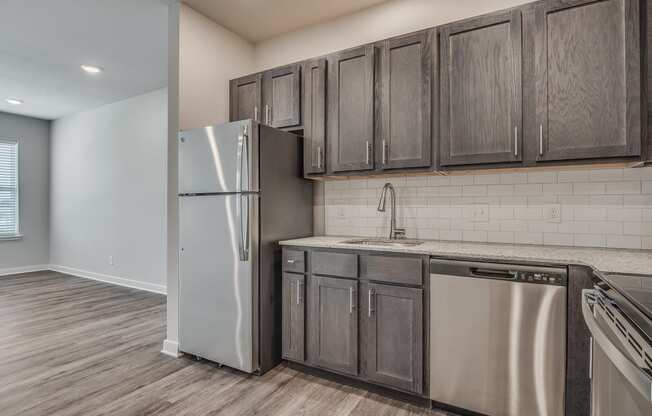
[0,138,20,240]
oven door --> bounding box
[582,290,652,416]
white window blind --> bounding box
[0,140,18,237]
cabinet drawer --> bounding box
[283,249,306,273]
[311,251,358,278]
[360,255,423,286]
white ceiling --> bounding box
[182,0,391,43]
[0,0,169,120]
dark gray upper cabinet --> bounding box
[229,73,262,123]
[263,64,301,128]
[303,59,327,175]
[534,0,641,162]
[282,273,305,362]
[328,45,375,172]
[440,10,523,166]
[363,283,423,394]
[377,30,433,170]
[308,275,358,376]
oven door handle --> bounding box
[582,289,652,402]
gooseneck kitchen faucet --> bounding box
[377,183,406,240]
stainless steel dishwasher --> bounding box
[430,259,567,416]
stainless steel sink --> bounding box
[341,238,424,247]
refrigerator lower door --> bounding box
[179,194,259,373]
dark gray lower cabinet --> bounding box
[282,248,427,397]
[308,275,359,376]
[363,282,423,394]
[282,273,305,362]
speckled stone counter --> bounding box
[279,236,652,276]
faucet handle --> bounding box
[392,228,407,239]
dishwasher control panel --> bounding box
[514,270,567,286]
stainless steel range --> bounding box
[583,274,652,416]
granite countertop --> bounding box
[279,236,652,276]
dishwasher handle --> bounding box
[470,267,517,280]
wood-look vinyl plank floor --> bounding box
[0,271,450,416]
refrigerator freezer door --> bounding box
[178,120,257,194]
[179,194,258,373]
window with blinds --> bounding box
[0,140,18,237]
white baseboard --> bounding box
[161,339,182,358]
[0,264,50,276]
[49,264,167,295]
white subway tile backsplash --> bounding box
[322,167,652,250]
[488,184,515,196]
[607,235,642,249]
[573,234,606,248]
[543,183,573,195]
[528,171,557,184]
[623,222,652,236]
[643,182,652,194]
[450,175,475,185]
[589,169,623,182]
[500,172,528,184]
[558,170,589,183]
[488,231,515,244]
[643,237,652,250]
[573,182,606,195]
[605,181,641,195]
[544,233,574,246]
[515,232,544,245]
[463,230,488,242]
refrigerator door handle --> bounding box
[236,125,249,193]
[237,193,250,262]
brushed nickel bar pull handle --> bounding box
[316,146,322,170]
[368,289,375,317]
[268,105,272,125]
[286,259,296,264]
[296,280,301,305]
[365,141,370,165]
[254,106,259,122]
[514,126,518,156]
[539,124,544,156]
[382,139,388,165]
[349,286,355,314]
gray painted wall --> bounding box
[50,89,167,292]
[0,112,50,272]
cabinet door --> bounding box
[308,276,358,375]
[363,283,423,394]
[534,0,641,161]
[263,64,301,128]
[328,45,375,172]
[303,59,327,175]
[440,10,523,166]
[378,30,432,170]
[282,273,305,362]
[230,73,262,122]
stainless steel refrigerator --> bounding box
[178,120,312,374]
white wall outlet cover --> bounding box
[544,204,562,223]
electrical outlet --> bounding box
[473,204,489,222]
[108,255,114,266]
[544,204,561,223]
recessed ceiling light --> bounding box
[5,98,23,105]
[81,64,103,74]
